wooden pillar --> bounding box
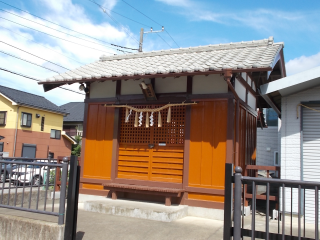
[183,105,191,190]
[79,102,89,189]
[111,108,120,181]
[226,98,235,164]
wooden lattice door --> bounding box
[118,105,186,183]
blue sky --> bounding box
[0,0,319,105]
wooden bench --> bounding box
[103,183,184,206]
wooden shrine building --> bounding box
[40,37,286,209]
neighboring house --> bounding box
[0,85,76,158]
[260,65,320,222]
[39,37,285,210]
[256,108,280,166]
[60,102,84,138]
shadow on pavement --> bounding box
[76,231,85,240]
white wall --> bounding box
[90,81,116,98]
[280,85,320,216]
[154,76,187,93]
[121,79,151,95]
[192,74,228,94]
[256,127,279,166]
[235,79,246,102]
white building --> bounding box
[260,65,320,222]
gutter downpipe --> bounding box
[224,69,240,167]
[13,106,19,157]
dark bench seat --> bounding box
[103,183,184,206]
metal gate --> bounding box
[224,163,320,240]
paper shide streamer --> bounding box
[104,102,196,128]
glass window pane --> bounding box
[22,113,28,126]
[0,142,3,152]
[0,112,5,124]
[50,130,55,138]
[56,130,61,139]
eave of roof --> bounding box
[260,65,320,97]
[38,37,284,90]
[260,65,320,115]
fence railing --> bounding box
[224,163,320,240]
[0,153,68,225]
[244,165,281,207]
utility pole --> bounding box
[138,27,164,52]
[139,28,144,52]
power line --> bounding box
[156,33,172,48]
[0,49,60,73]
[121,0,162,26]
[0,16,116,55]
[0,1,136,51]
[164,30,180,48]
[120,0,180,48]
[86,0,140,45]
[0,8,131,52]
[0,66,85,95]
[0,41,71,71]
[1,26,86,65]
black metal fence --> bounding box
[0,153,68,225]
[224,163,320,240]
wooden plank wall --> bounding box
[118,145,184,183]
[82,103,115,190]
[238,105,257,175]
[188,100,228,203]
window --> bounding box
[0,111,6,125]
[41,117,45,131]
[263,108,278,127]
[21,112,32,127]
[274,151,279,166]
[0,142,3,152]
[50,129,61,139]
[22,144,36,158]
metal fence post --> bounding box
[58,157,68,225]
[64,155,79,240]
[223,163,234,240]
[234,166,242,240]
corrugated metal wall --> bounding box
[302,104,320,222]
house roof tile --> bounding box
[0,85,67,115]
[42,37,283,83]
[59,102,84,122]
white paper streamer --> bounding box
[138,112,143,127]
[126,109,132,122]
[150,112,154,126]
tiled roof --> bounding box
[0,85,67,115]
[60,102,84,122]
[43,37,283,83]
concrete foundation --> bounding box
[187,206,224,221]
[0,213,64,240]
[84,199,188,222]
[80,194,226,222]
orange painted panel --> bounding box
[82,183,104,190]
[83,104,114,179]
[189,100,228,189]
[188,193,225,202]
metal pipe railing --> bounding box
[0,153,70,225]
[224,163,320,240]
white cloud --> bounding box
[102,0,118,11]
[156,0,192,7]
[286,52,320,76]
[156,0,320,35]
[0,0,139,105]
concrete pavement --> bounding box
[75,210,224,240]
